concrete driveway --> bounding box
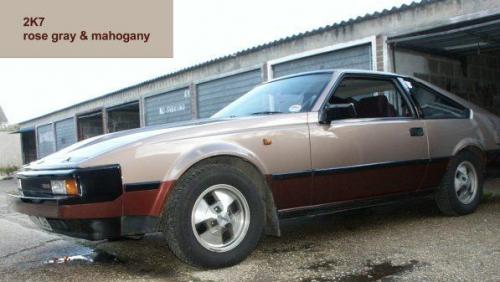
[1,178,500,281]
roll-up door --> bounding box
[197,69,262,118]
[272,44,372,78]
[37,124,55,158]
[145,88,191,126]
[55,118,76,151]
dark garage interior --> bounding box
[390,16,500,115]
[77,111,103,141]
[20,129,36,164]
[107,102,140,133]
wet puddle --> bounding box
[302,259,424,282]
[45,249,124,265]
[338,260,421,281]
[42,246,176,278]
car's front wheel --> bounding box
[162,159,265,268]
[435,150,484,215]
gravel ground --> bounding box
[1,178,500,281]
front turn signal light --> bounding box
[65,179,79,195]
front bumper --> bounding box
[12,165,173,240]
[12,196,159,240]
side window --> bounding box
[403,79,469,119]
[329,77,413,120]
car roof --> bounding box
[268,69,406,83]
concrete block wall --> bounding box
[395,49,500,114]
[375,35,386,71]
[0,131,22,167]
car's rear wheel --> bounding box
[162,159,265,268]
[435,150,484,215]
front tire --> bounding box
[162,159,265,268]
[435,150,484,216]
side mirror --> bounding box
[319,103,357,124]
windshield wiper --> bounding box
[250,111,283,115]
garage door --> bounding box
[272,44,372,78]
[55,118,76,151]
[145,88,192,126]
[197,69,262,118]
[37,124,55,158]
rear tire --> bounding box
[435,150,484,216]
[162,159,265,268]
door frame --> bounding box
[307,72,430,205]
[314,71,422,119]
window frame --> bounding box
[399,77,471,120]
[321,73,418,123]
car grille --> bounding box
[20,177,53,197]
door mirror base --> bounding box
[319,103,357,124]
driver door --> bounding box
[309,74,429,205]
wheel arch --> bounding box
[164,142,268,181]
[453,143,487,168]
[166,153,281,237]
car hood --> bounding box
[25,117,247,170]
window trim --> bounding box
[399,77,471,120]
[321,73,418,122]
[329,116,416,125]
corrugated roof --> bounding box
[19,0,444,125]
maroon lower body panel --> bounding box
[311,162,428,205]
[123,181,175,217]
[267,158,450,211]
[266,175,311,210]
[420,158,450,189]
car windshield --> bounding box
[212,73,332,118]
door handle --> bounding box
[409,127,424,137]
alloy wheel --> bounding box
[191,184,250,252]
[454,161,478,205]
